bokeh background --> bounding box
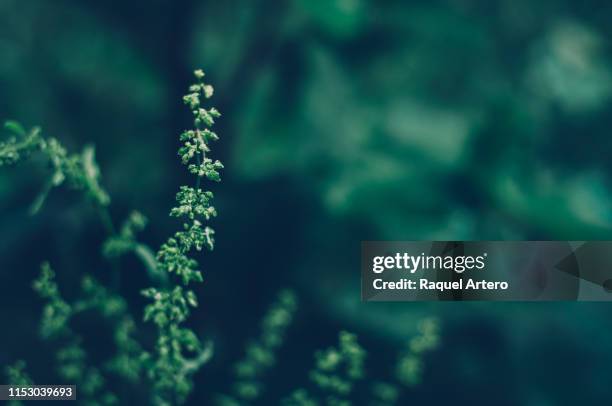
[1,0,612,404]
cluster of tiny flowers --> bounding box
[370,317,440,406]
[103,211,148,258]
[142,69,222,405]
[170,186,216,220]
[153,70,220,288]
[396,317,439,387]
[285,331,366,406]
[216,290,298,405]
[0,121,110,214]
[33,264,120,405]
[32,263,72,339]
[4,360,33,406]
[310,331,366,396]
[0,121,43,166]
[1,120,150,402]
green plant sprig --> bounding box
[285,331,366,406]
[4,360,33,406]
[33,263,118,405]
[369,317,440,406]
[141,69,221,405]
[103,211,165,285]
[0,121,164,282]
[1,68,222,405]
[216,289,298,405]
[32,262,150,403]
[0,121,109,216]
[395,317,439,387]
[74,274,145,382]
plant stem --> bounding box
[98,205,116,235]
[196,150,201,190]
[134,243,168,286]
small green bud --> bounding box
[203,84,214,98]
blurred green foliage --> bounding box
[2,0,612,405]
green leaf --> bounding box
[4,120,26,136]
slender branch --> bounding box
[134,243,168,286]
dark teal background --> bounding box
[1,0,612,404]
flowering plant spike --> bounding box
[141,69,221,405]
